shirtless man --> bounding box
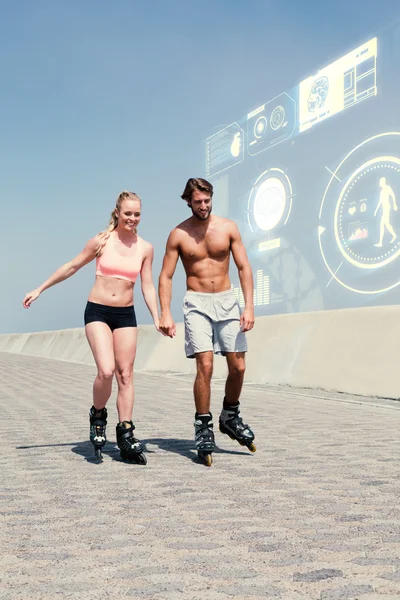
[158,177,256,465]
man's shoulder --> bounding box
[165,220,191,247]
[212,215,239,232]
[170,218,192,235]
[213,215,236,225]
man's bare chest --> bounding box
[180,232,231,262]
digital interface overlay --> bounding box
[205,17,400,315]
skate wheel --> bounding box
[136,453,147,465]
[121,452,147,465]
[198,451,213,467]
[248,442,256,453]
[204,454,213,467]
[95,447,103,460]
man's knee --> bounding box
[196,354,213,379]
[228,358,246,378]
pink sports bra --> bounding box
[96,233,143,283]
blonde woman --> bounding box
[23,191,163,464]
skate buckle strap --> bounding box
[90,406,108,417]
[120,420,135,428]
[196,430,214,442]
[236,421,250,434]
[118,428,136,441]
[195,419,214,427]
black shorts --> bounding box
[84,301,137,331]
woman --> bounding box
[23,191,163,464]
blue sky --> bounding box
[2,0,400,334]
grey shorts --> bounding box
[183,289,248,359]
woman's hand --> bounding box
[154,318,168,336]
[22,288,41,308]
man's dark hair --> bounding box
[181,178,214,205]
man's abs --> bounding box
[185,263,232,294]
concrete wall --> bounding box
[0,305,399,399]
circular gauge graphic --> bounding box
[319,132,400,294]
[254,116,268,139]
[270,106,285,130]
[247,168,293,233]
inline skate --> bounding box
[89,405,108,460]
[116,421,147,465]
[194,412,215,467]
[219,401,256,453]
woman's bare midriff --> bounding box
[88,276,135,307]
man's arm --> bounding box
[390,187,398,210]
[230,223,255,332]
[158,229,180,337]
[374,196,382,216]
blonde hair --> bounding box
[96,191,142,257]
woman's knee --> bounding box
[115,367,133,387]
[97,366,115,381]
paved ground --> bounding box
[2,352,400,600]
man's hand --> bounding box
[159,314,177,338]
[240,308,255,333]
[154,319,168,336]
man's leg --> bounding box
[183,293,215,464]
[224,352,246,405]
[375,217,385,247]
[219,352,255,451]
[193,351,215,465]
[183,295,214,412]
[194,351,214,414]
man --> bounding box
[374,176,398,247]
[158,177,256,466]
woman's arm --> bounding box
[140,243,162,328]
[22,236,99,308]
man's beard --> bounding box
[192,207,212,220]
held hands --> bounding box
[154,318,168,337]
[240,307,255,333]
[22,288,41,308]
[158,314,177,338]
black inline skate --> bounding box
[116,421,147,465]
[219,401,256,453]
[194,412,215,467]
[89,405,108,460]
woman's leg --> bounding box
[85,322,115,409]
[113,327,137,422]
